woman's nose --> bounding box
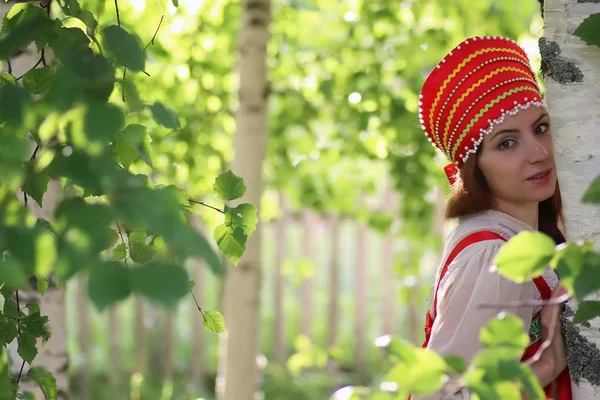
[527,136,550,163]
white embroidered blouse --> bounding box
[423,210,559,400]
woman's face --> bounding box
[477,106,557,210]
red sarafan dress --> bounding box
[410,210,572,400]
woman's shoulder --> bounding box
[446,209,533,246]
[446,211,510,245]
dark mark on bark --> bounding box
[538,0,544,17]
[539,38,584,84]
[561,304,600,385]
[577,0,600,3]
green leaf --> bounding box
[582,175,600,204]
[35,230,56,278]
[0,83,33,126]
[0,317,18,346]
[107,230,119,249]
[444,355,467,375]
[517,364,545,399]
[384,346,446,396]
[115,135,138,169]
[17,332,37,364]
[573,301,600,324]
[118,125,153,168]
[26,367,57,400]
[111,243,127,261]
[37,277,49,296]
[130,262,188,308]
[77,10,98,34]
[102,25,145,71]
[493,231,555,283]
[149,102,180,129]
[479,314,529,357]
[22,66,55,95]
[49,29,115,103]
[0,348,17,399]
[130,243,156,264]
[47,149,102,195]
[188,280,195,289]
[368,212,393,234]
[122,80,143,112]
[573,13,600,47]
[88,261,131,311]
[128,230,145,245]
[3,296,19,319]
[115,124,152,169]
[17,391,36,400]
[554,244,600,299]
[23,162,49,207]
[202,310,225,333]
[0,260,28,289]
[0,6,53,59]
[214,224,245,265]
[213,170,246,201]
[172,0,179,7]
[85,102,125,142]
[21,310,50,342]
[225,203,258,237]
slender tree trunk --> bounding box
[300,210,314,339]
[133,299,148,375]
[107,306,121,387]
[220,1,271,399]
[354,213,368,373]
[327,214,340,349]
[76,276,91,400]
[273,193,287,364]
[381,188,397,336]
[543,1,600,398]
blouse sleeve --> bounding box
[422,240,537,399]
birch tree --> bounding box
[542,0,600,398]
[219,1,271,399]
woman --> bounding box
[416,36,572,399]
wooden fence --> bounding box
[65,191,446,398]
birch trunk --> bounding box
[543,1,600,398]
[1,2,68,393]
[220,1,271,399]
[273,194,287,364]
[301,210,314,339]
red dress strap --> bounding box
[421,231,506,349]
[431,231,506,318]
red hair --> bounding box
[445,151,565,244]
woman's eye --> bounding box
[498,139,515,150]
[535,123,550,135]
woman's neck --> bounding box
[492,199,539,230]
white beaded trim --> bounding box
[459,99,548,165]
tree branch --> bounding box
[479,293,571,309]
[188,199,224,214]
[144,15,164,51]
[115,219,129,265]
[122,15,163,102]
[114,0,120,26]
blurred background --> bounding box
[51,0,545,398]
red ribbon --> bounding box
[444,163,459,185]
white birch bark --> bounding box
[219,1,271,399]
[543,0,600,398]
[1,2,68,396]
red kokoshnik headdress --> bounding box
[418,36,547,185]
